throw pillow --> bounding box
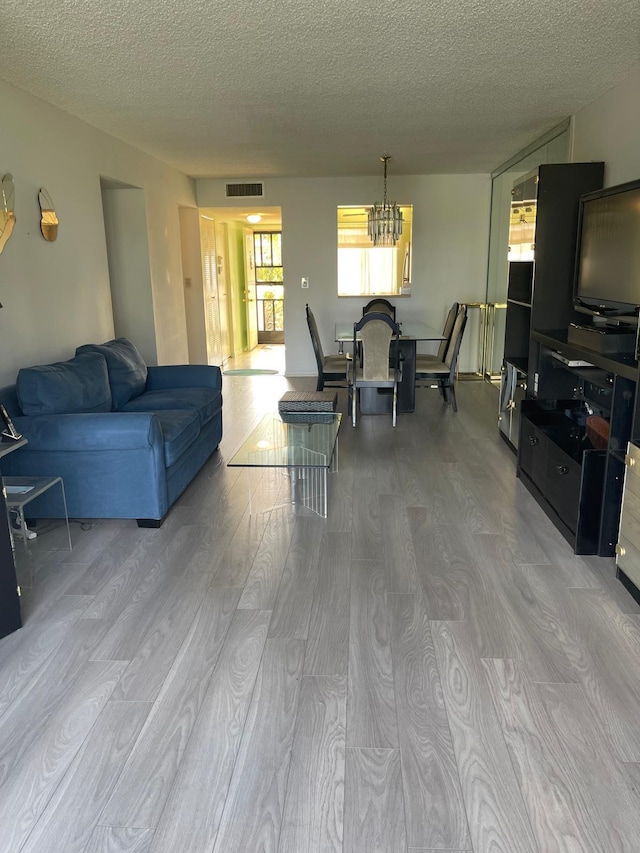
[17,352,112,415]
[76,338,148,410]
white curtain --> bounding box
[337,247,396,295]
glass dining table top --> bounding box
[334,321,444,341]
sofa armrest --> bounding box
[145,364,222,392]
[13,412,163,452]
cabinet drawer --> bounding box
[545,444,581,532]
[617,534,640,592]
[519,416,547,487]
[618,443,640,556]
[618,497,640,551]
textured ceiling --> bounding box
[2,0,639,178]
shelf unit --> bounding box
[499,163,605,451]
[500,261,533,448]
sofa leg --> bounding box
[137,517,165,528]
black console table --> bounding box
[518,330,639,556]
[0,439,26,639]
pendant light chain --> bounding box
[383,155,389,209]
[367,155,403,247]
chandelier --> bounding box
[367,155,403,247]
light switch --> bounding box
[301,277,309,289]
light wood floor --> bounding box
[2,370,640,852]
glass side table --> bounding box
[2,476,72,557]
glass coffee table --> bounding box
[227,412,341,518]
[3,475,72,556]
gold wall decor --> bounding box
[38,187,59,241]
[0,173,16,254]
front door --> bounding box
[253,230,284,344]
[200,216,222,365]
[215,221,232,362]
[243,229,258,351]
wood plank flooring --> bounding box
[2,364,640,851]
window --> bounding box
[337,206,412,296]
[254,232,283,282]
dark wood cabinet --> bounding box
[0,438,27,637]
[0,487,21,639]
[499,163,605,451]
[519,330,639,556]
[519,399,607,554]
[0,440,24,639]
[527,163,605,377]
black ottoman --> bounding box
[278,391,339,424]
[278,390,338,413]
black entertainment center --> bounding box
[506,172,640,599]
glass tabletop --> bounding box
[2,475,63,507]
[335,321,444,342]
[228,412,341,469]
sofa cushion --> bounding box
[154,409,201,467]
[121,387,222,428]
[16,352,112,415]
[76,338,147,410]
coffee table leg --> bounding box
[59,479,72,551]
[247,469,254,515]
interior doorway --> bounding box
[199,215,233,366]
[100,178,157,363]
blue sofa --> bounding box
[0,338,223,526]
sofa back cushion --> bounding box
[76,338,147,410]
[16,352,112,415]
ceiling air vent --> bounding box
[225,182,264,198]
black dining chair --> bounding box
[348,312,402,426]
[362,298,396,319]
[415,304,467,412]
[414,301,459,372]
[306,304,349,391]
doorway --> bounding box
[199,215,233,366]
[199,207,283,361]
[100,178,157,363]
[251,230,284,344]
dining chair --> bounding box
[415,304,467,412]
[306,304,349,391]
[415,301,459,372]
[362,298,396,319]
[348,312,402,426]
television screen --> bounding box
[574,179,640,319]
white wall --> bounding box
[572,64,640,187]
[179,207,208,364]
[196,174,492,375]
[0,79,197,387]
[102,187,157,363]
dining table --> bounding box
[335,320,445,413]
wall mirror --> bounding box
[337,205,412,297]
[38,187,59,242]
[0,173,16,254]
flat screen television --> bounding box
[573,178,640,325]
